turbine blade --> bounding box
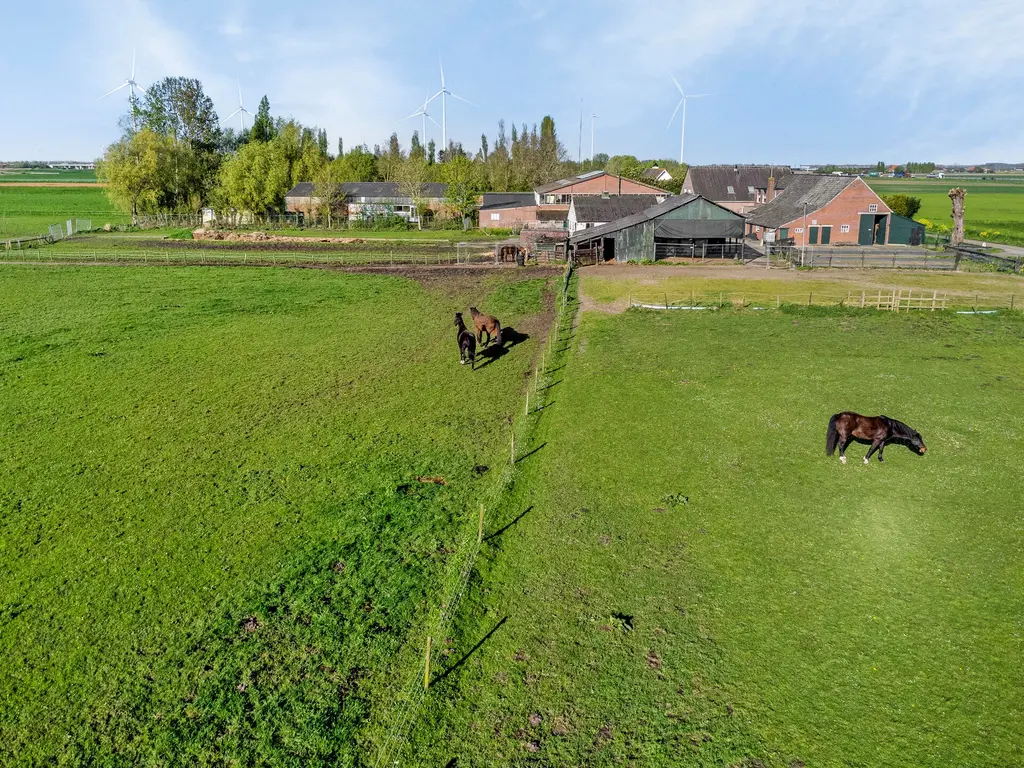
[425,89,443,105]
[131,45,136,79]
[428,115,441,129]
[449,92,476,107]
[670,74,684,96]
[665,98,683,130]
[687,93,713,98]
[222,108,242,122]
[238,79,243,106]
[439,59,445,87]
[99,82,128,99]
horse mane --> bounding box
[883,416,917,439]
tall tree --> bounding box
[219,140,290,219]
[96,129,173,223]
[480,133,489,162]
[317,128,329,157]
[313,158,347,227]
[440,154,480,226]
[427,139,436,166]
[338,137,344,157]
[251,96,275,143]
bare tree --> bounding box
[948,187,967,245]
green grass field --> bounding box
[403,289,1024,766]
[0,264,555,765]
[0,169,97,183]
[0,186,129,238]
[868,178,1024,246]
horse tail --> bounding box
[826,413,840,456]
[495,321,502,347]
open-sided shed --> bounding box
[568,194,746,262]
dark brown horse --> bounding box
[826,412,927,464]
[470,306,502,348]
[454,312,476,369]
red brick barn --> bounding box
[746,175,893,246]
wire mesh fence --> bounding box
[370,262,576,765]
[626,287,1021,312]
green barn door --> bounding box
[820,226,831,244]
[808,226,819,245]
[858,215,874,245]
[876,216,887,245]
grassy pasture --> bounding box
[868,178,1024,246]
[408,289,1024,766]
[0,169,98,183]
[0,185,129,238]
[0,264,555,765]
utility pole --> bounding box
[801,202,808,267]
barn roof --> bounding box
[683,165,793,202]
[569,194,698,243]
[572,195,660,223]
[746,175,859,229]
[284,181,448,199]
[535,170,665,195]
[640,166,670,181]
[480,192,535,210]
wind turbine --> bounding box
[427,60,475,150]
[223,80,252,131]
[590,113,598,160]
[399,92,441,146]
[99,46,140,124]
[666,75,710,164]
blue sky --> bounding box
[2,0,1022,164]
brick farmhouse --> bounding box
[746,175,899,246]
[479,170,668,230]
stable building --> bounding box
[746,175,902,246]
[284,181,448,223]
[569,194,745,262]
[567,195,659,234]
[479,193,537,230]
[681,165,793,214]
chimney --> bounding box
[767,176,776,200]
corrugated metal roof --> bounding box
[285,181,448,200]
[572,195,659,223]
[569,194,702,243]
[480,192,535,210]
[746,175,859,229]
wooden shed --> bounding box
[568,194,745,263]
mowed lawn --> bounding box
[0,186,129,238]
[868,178,1024,245]
[409,298,1024,765]
[0,264,553,765]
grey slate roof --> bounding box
[746,175,859,229]
[480,192,535,210]
[569,194,702,244]
[285,181,448,199]
[684,165,793,202]
[535,170,608,194]
[572,195,660,223]
[640,166,669,180]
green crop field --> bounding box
[0,169,97,183]
[0,264,557,765]
[868,178,1024,246]
[0,186,129,239]
[403,285,1024,765]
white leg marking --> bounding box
[864,457,870,465]
[840,456,847,465]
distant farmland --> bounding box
[868,177,1024,246]
[0,168,97,184]
[0,186,128,239]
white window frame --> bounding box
[490,212,500,221]
[868,203,878,212]
[840,224,850,233]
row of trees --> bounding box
[97,75,682,224]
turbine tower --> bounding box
[590,113,598,160]
[399,92,441,146]
[99,46,140,125]
[666,75,710,164]
[222,80,252,131]
[427,60,475,150]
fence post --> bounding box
[424,636,432,690]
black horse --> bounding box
[826,412,927,464]
[454,312,476,369]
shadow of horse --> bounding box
[475,327,530,369]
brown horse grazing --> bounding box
[826,412,927,465]
[454,312,476,369]
[470,306,502,348]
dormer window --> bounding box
[726,185,735,195]
[747,186,755,195]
